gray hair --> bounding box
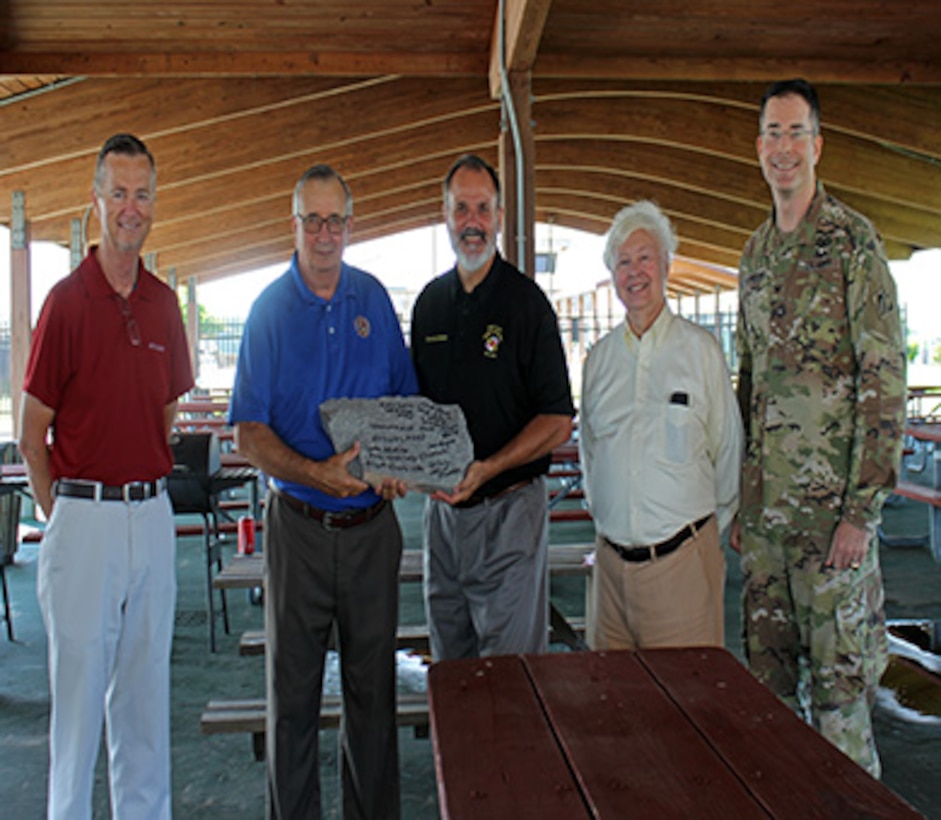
[602,200,678,274]
[293,163,353,217]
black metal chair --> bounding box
[168,432,230,651]
[0,442,23,641]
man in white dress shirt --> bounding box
[579,200,743,649]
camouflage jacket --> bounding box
[736,183,906,531]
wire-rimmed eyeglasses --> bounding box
[116,297,141,347]
[760,126,816,144]
[295,213,349,235]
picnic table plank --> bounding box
[428,655,588,820]
[178,400,230,416]
[906,424,941,444]
[524,651,766,819]
[638,647,922,819]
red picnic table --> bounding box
[428,647,921,819]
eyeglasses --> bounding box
[295,213,349,235]
[761,126,816,144]
[116,297,141,347]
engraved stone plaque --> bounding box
[319,396,473,493]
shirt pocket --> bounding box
[661,401,691,465]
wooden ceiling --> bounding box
[1,0,939,297]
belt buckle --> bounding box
[122,481,148,502]
[321,510,343,531]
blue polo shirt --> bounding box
[229,255,418,510]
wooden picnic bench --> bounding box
[176,398,231,418]
[884,480,941,561]
[236,616,588,658]
[907,386,941,424]
[174,398,236,455]
[203,544,595,754]
[213,544,594,592]
[236,622,432,656]
[217,545,593,652]
[201,690,432,761]
[882,424,941,561]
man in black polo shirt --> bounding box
[410,154,575,660]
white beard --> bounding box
[450,229,497,274]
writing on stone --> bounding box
[319,396,473,493]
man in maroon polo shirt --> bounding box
[19,133,193,820]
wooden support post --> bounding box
[187,277,199,381]
[498,69,535,278]
[604,281,614,333]
[588,290,598,346]
[70,217,83,271]
[577,293,586,363]
[10,192,31,438]
[714,285,722,341]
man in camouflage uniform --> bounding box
[731,78,906,777]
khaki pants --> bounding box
[588,515,724,650]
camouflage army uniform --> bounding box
[736,183,906,777]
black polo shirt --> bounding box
[410,254,575,498]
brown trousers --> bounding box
[587,515,725,650]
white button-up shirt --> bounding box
[579,306,743,546]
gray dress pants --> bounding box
[265,492,402,820]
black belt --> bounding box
[277,490,385,531]
[55,477,167,502]
[605,514,713,563]
[459,478,533,509]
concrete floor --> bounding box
[1,488,940,818]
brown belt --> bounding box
[605,514,713,563]
[276,490,385,531]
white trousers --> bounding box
[37,492,176,820]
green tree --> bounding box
[179,301,224,335]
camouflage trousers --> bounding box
[739,515,889,777]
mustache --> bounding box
[459,228,487,241]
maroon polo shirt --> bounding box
[24,248,194,485]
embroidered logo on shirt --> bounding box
[425,334,448,343]
[482,324,503,359]
[354,315,371,339]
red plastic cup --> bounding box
[238,516,255,555]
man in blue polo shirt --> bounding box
[230,164,417,820]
